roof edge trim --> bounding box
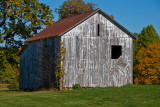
[59,9,100,36]
[59,8,136,39]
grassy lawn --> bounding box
[0,85,159,107]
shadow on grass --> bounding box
[0,90,19,92]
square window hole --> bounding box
[111,45,122,59]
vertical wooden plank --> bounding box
[20,12,134,90]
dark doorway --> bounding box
[111,45,122,59]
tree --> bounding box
[0,49,7,82]
[133,33,140,55]
[0,47,19,83]
[55,0,96,19]
[134,43,160,85]
[0,0,54,47]
[133,25,160,81]
[135,25,159,53]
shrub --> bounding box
[73,84,81,90]
[8,81,19,90]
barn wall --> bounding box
[19,40,43,90]
[62,12,133,87]
[20,37,60,90]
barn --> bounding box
[19,9,136,90]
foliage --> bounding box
[133,25,160,82]
[55,0,96,19]
[3,63,16,82]
[7,80,19,90]
[55,40,66,90]
[138,25,159,48]
[0,85,160,106]
[0,0,54,89]
[73,84,81,90]
[0,0,54,47]
[0,49,7,82]
[134,43,160,85]
[133,33,139,55]
[0,47,19,83]
[134,25,159,54]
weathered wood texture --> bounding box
[19,37,60,90]
[62,12,133,87]
[20,11,134,90]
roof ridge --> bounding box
[25,9,100,42]
[57,8,100,21]
[25,8,136,43]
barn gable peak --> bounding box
[25,9,136,43]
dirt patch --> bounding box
[0,84,9,90]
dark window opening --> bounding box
[97,24,100,36]
[111,45,122,59]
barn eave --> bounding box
[59,9,137,39]
[25,8,136,43]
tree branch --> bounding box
[0,2,7,27]
[0,12,6,27]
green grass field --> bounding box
[0,85,159,107]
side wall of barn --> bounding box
[19,40,43,90]
[62,12,133,87]
[19,37,60,90]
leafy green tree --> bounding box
[0,47,19,83]
[133,33,140,55]
[3,62,16,83]
[0,0,54,88]
[55,0,96,19]
[136,25,159,52]
[0,49,7,82]
[0,0,54,47]
[133,25,160,63]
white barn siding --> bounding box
[20,11,134,90]
[62,12,133,87]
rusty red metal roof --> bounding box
[25,9,136,43]
[25,9,99,43]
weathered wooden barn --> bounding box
[19,9,136,90]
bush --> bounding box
[8,81,19,90]
[73,84,81,90]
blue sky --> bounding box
[39,0,160,35]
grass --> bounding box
[0,85,159,107]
